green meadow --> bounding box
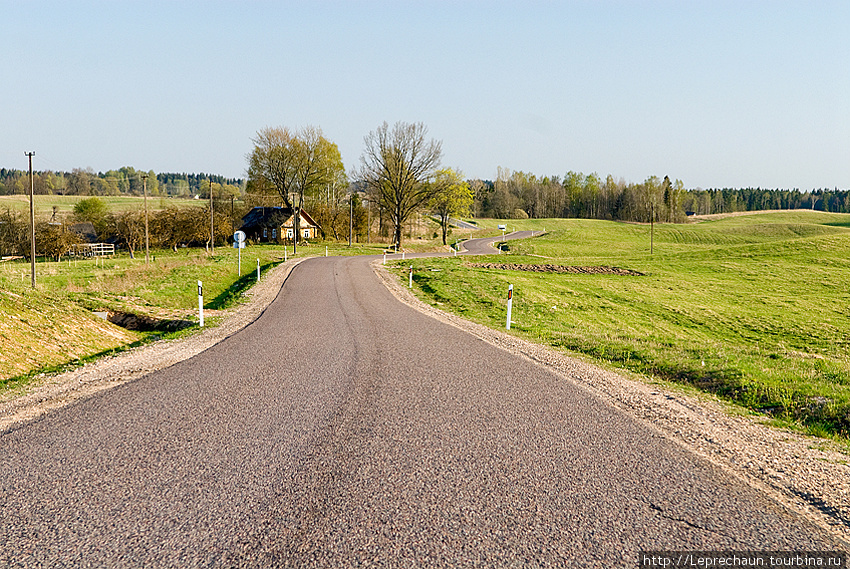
[0,194,205,217]
[401,211,850,439]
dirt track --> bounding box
[467,262,644,275]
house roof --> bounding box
[240,207,292,230]
[240,206,320,231]
[68,222,97,242]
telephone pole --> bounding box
[349,193,353,247]
[141,174,150,267]
[209,180,214,255]
[25,152,36,288]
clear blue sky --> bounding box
[3,0,848,190]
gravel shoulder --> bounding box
[2,252,847,548]
[373,260,850,547]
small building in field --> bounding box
[239,206,321,243]
[68,222,97,243]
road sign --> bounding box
[234,230,246,243]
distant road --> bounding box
[0,231,842,567]
[449,217,479,229]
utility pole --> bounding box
[349,193,353,247]
[25,152,36,288]
[650,200,655,255]
[141,173,150,267]
[209,180,214,255]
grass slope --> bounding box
[401,211,850,438]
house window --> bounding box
[272,228,277,239]
[263,227,268,238]
[303,228,310,238]
[286,228,293,238]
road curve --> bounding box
[0,236,843,566]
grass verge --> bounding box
[393,211,850,440]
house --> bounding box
[68,222,97,243]
[239,206,321,243]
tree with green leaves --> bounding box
[430,168,472,245]
[359,121,442,248]
[247,126,345,252]
[73,197,109,238]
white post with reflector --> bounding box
[409,265,413,288]
[198,280,204,327]
[233,230,246,276]
[506,284,513,330]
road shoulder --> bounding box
[372,260,850,547]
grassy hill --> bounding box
[0,194,205,217]
[403,211,850,439]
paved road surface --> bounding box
[0,235,843,567]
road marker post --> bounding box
[402,251,405,260]
[198,280,204,327]
[284,249,287,262]
[257,259,260,282]
[383,253,386,265]
[409,265,413,288]
[233,230,246,276]
[506,284,513,330]
[325,246,328,257]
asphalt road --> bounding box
[0,235,843,567]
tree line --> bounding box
[470,168,848,222]
[0,167,244,198]
[0,196,237,259]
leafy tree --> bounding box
[73,197,109,237]
[247,126,345,252]
[359,121,443,248]
[430,168,472,245]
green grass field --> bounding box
[0,194,206,217]
[399,211,850,439]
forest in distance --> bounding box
[1,165,848,224]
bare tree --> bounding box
[247,126,344,252]
[359,121,442,248]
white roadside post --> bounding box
[409,265,413,288]
[326,246,328,257]
[506,284,513,330]
[233,230,246,276]
[198,280,204,327]
[257,259,260,282]
[383,253,386,265]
